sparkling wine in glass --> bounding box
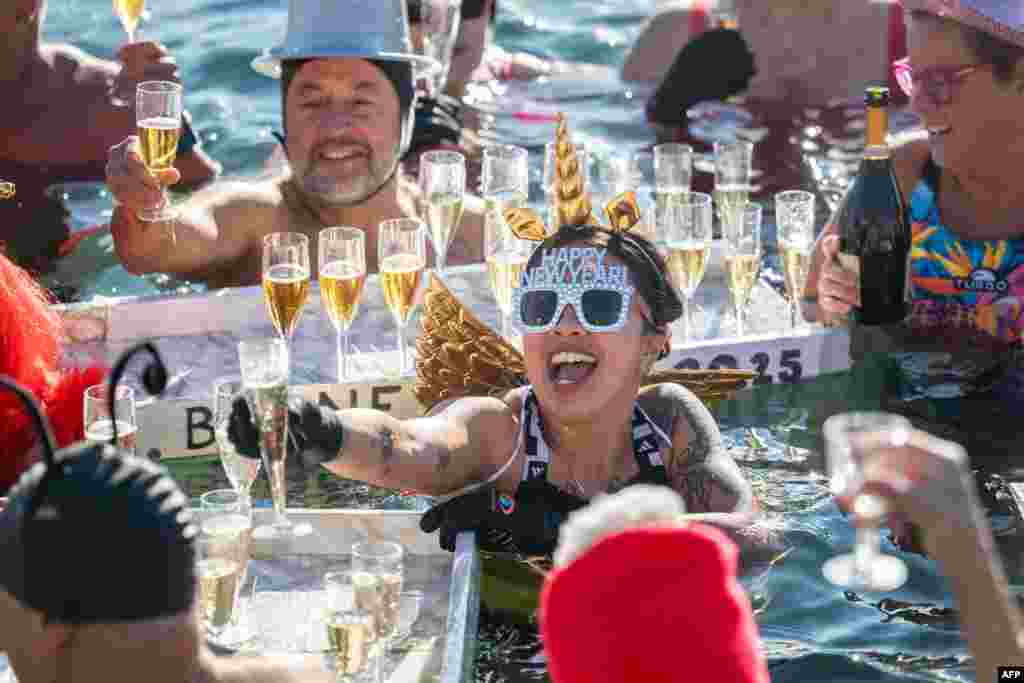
[482,144,529,213]
[213,378,262,502]
[319,228,367,382]
[822,412,911,592]
[324,570,377,680]
[352,541,405,643]
[262,232,311,356]
[664,192,712,340]
[775,190,816,329]
[722,202,762,338]
[237,338,308,539]
[714,140,754,232]
[84,384,138,457]
[485,213,530,340]
[419,150,465,276]
[379,218,426,376]
[654,143,693,245]
[197,508,252,642]
[136,81,182,223]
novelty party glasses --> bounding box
[513,284,635,333]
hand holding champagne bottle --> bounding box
[833,86,911,326]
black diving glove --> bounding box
[226,395,345,467]
[411,93,464,149]
[648,28,757,126]
[420,479,587,555]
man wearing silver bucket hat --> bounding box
[104,0,486,286]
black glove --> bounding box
[647,28,757,126]
[226,395,345,467]
[420,480,587,555]
[410,94,464,150]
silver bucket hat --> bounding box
[252,0,441,78]
[900,0,1024,49]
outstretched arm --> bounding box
[230,395,518,497]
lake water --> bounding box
[37,2,1013,682]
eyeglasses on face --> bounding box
[891,57,992,108]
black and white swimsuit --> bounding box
[516,388,671,489]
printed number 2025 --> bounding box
[674,349,803,384]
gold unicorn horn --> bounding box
[553,113,595,229]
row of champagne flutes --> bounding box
[660,188,816,339]
[261,221,426,382]
[192,487,420,664]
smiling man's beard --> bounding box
[296,141,402,207]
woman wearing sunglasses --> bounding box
[226,116,763,557]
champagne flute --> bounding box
[199,490,255,647]
[83,384,137,457]
[419,150,466,277]
[822,412,911,592]
[379,219,426,376]
[213,377,262,503]
[722,202,763,338]
[136,81,182,223]
[113,0,146,43]
[324,570,377,681]
[482,144,529,212]
[663,192,712,341]
[262,232,311,359]
[197,507,252,643]
[351,541,404,644]
[237,338,307,538]
[416,0,461,96]
[318,228,367,382]
[775,190,816,329]
[484,210,531,340]
[713,140,754,233]
[654,143,693,247]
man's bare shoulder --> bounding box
[185,176,285,217]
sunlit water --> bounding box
[35,2,1018,682]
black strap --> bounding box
[922,156,941,199]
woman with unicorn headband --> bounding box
[226,115,768,556]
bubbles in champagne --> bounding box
[137,117,181,172]
[262,263,310,339]
[197,558,241,629]
[425,192,465,260]
[326,610,374,674]
[665,240,710,298]
[353,571,403,639]
[320,260,367,329]
[486,251,529,316]
[380,253,424,324]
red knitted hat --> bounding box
[539,524,770,683]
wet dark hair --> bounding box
[525,225,684,331]
[910,10,1024,83]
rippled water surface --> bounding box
[45,2,1017,681]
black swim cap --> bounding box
[0,442,197,623]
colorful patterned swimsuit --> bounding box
[907,159,1024,345]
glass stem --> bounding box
[682,295,691,340]
[398,322,409,375]
[337,328,346,382]
[735,301,744,337]
[791,301,799,329]
[853,520,882,585]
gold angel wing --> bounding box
[503,207,548,242]
[642,368,755,406]
[415,273,527,410]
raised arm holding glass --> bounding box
[105,0,486,290]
